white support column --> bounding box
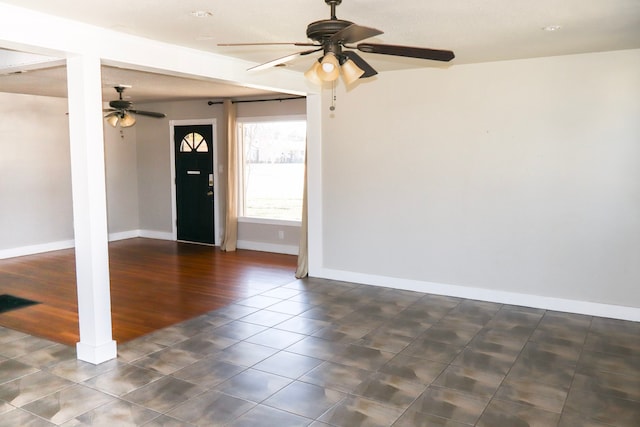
[66,55,117,364]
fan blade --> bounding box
[357,43,455,62]
[218,42,319,47]
[330,24,383,44]
[342,51,377,78]
[129,110,166,118]
[248,47,323,72]
[103,109,117,114]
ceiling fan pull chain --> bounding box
[330,80,337,111]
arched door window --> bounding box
[180,132,209,152]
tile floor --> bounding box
[0,277,639,426]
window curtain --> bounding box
[295,145,308,278]
[221,99,238,252]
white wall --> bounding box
[318,49,640,317]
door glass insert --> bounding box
[180,132,208,152]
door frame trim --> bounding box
[169,119,220,246]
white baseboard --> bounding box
[0,229,175,259]
[237,240,299,256]
[0,239,75,259]
[108,230,140,242]
[315,267,640,322]
[139,230,174,241]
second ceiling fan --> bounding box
[220,0,455,85]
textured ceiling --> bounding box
[1,0,639,101]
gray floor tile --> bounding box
[564,388,640,427]
[239,309,292,327]
[171,332,237,356]
[17,343,76,369]
[433,364,505,398]
[318,395,404,427]
[260,287,301,300]
[0,335,57,359]
[228,404,312,426]
[252,351,324,379]
[379,354,448,385]
[2,279,638,427]
[0,370,72,407]
[274,316,331,334]
[263,380,345,419]
[140,414,197,426]
[211,320,267,340]
[21,384,117,425]
[166,390,255,426]
[236,295,282,309]
[0,400,14,415]
[69,400,161,426]
[286,336,347,360]
[244,328,306,349]
[571,371,640,401]
[301,361,373,393]
[215,342,279,367]
[83,364,164,396]
[0,327,29,344]
[351,372,426,410]
[122,376,205,413]
[312,324,373,343]
[399,337,463,363]
[0,407,55,427]
[476,399,560,427]
[171,357,246,388]
[266,299,313,315]
[131,347,203,375]
[47,358,121,383]
[0,359,40,385]
[330,344,394,371]
[394,410,472,427]
[356,328,415,353]
[215,368,292,402]
[494,377,569,413]
[408,386,489,425]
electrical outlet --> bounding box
[278,230,284,240]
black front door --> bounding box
[174,124,214,244]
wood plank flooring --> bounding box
[0,238,297,346]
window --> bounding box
[180,132,208,152]
[237,118,306,222]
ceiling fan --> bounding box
[104,85,166,128]
[219,0,455,86]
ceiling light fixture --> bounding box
[543,25,562,32]
[103,86,165,128]
[105,111,136,128]
[304,51,365,86]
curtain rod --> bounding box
[207,96,305,106]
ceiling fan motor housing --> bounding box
[306,19,353,42]
[109,100,132,109]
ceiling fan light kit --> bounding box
[220,0,455,89]
[103,85,166,128]
[119,112,136,128]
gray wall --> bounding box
[0,91,305,257]
[0,92,73,252]
[0,91,142,255]
[319,49,640,310]
[134,96,306,252]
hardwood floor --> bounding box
[0,238,298,346]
